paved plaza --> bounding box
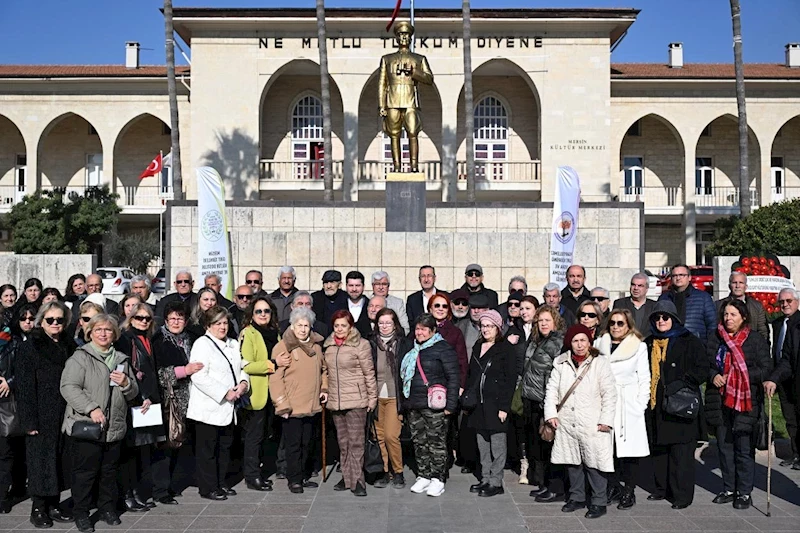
[0,443,795,533]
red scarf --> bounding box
[717,323,752,413]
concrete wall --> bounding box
[167,202,643,301]
[0,254,97,292]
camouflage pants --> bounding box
[407,408,448,481]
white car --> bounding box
[97,267,135,295]
[644,269,662,298]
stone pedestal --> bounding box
[386,172,426,232]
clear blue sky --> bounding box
[0,0,797,65]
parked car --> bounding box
[152,268,166,294]
[644,269,662,297]
[97,267,135,295]
[660,265,714,295]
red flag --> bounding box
[386,0,402,31]
[139,153,162,179]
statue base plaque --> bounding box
[386,172,426,232]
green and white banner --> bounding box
[197,167,233,300]
[549,166,581,289]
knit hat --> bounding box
[563,324,594,351]
[479,310,503,330]
[649,300,682,326]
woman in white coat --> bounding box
[544,324,617,520]
[187,306,250,501]
[594,309,650,510]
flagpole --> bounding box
[410,0,416,52]
[159,150,164,269]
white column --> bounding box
[341,90,359,202]
[759,137,772,208]
[683,140,697,265]
[23,131,39,195]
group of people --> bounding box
[0,259,794,528]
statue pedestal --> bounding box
[386,172,426,232]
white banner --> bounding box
[197,167,233,301]
[745,275,795,293]
[549,166,581,288]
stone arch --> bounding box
[357,68,443,166]
[0,114,26,201]
[770,115,800,196]
[618,113,686,194]
[695,114,761,192]
[38,112,103,190]
[113,113,172,204]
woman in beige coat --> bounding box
[270,307,327,494]
[323,309,377,497]
[544,324,617,520]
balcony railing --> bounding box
[259,160,344,181]
[694,187,759,208]
[770,187,800,203]
[618,186,683,208]
[457,160,541,182]
[358,161,442,181]
[22,185,173,209]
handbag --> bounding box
[72,384,113,442]
[539,359,593,443]
[416,356,447,411]
[0,394,20,438]
[363,411,384,474]
[164,380,186,448]
[206,335,251,410]
[754,402,769,451]
[663,380,701,420]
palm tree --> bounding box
[316,0,333,202]
[164,0,182,200]
[462,0,475,202]
[730,0,750,217]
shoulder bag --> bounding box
[363,410,384,474]
[73,384,113,441]
[0,393,20,438]
[663,376,701,420]
[164,379,186,448]
[539,359,593,443]
[205,336,251,410]
[416,356,447,411]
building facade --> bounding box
[0,7,798,271]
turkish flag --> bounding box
[139,153,162,179]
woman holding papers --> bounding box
[116,303,164,512]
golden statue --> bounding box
[378,21,434,173]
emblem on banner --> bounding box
[553,211,575,244]
[201,210,224,242]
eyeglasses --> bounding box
[480,324,496,329]
[466,270,481,278]
[378,322,394,328]
[590,296,608,302]
[609,320,626,328]
[373,282,389,287]
[779,299,795,305]
[133,315,152,323]
[508,302,521,308]
[453,300,469,306]
[44,317,65,325]
[236,294,252,300]
[175,279,192,285]
[654,313,672,322]
[93,328,113,334]
[577,312,598,319]
[167,316,185,322]
[431,303,448,309]
[670,273,689,279]
[254,309,271,316]
[80,316,92,323]
[246,279,261,285]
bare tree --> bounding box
[317,0,333,202]
[463,0,475,202]
[164,0,182,199]
[730,0,750,217]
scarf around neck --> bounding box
[376,332,399,380]
[650,338,669,409]
[91,342,117,371]
[160,325,191,365]
[400,333,444,398]
[716,323,752,412]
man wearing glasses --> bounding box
[406,265,446,326]
[613,273,656,337]
[657,264,715,343]
[371,271,409,334]
[497,276,527,324]
[86,273,119,316]
[589,287,611,330]
[459,264,499,310]
[155,270,197,324]
[229,285,255,336]
[714,272,769,340]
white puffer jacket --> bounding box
[544,352,617,472]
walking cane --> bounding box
[767,397,773,517]
[321,405,328,482]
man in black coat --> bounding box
[345,271,372,338]
[765,288,800,469]
[543,283,576,330]
[459,263,498,310]
[155,270,197,325]
[613,272,656,337]
[406,265,447,326]
[714,272,769,341]
[496,276,527,323]
[560,264,590,316]
[311,270,348,334]
[86,274,119,316]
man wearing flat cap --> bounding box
[459,263,499,310]
[378,21,434,172]
[311,269,348,333]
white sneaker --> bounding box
[426,478,445,497]
[410,477,431,494]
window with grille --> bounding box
[474,97,508,180]
[291,96,324,180]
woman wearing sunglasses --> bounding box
[594,309,650,509]
[644,301,705,509]
[72,301,104,347]
[239,295,282,492]
[577,301,603,337]
[16,301,75,527]
[116,303,164,512]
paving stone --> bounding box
[187,516,252,530]
[687,517,758,531]
[523,516,587,531]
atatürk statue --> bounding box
[378,21,434,173]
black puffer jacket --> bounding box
[704,330,772,433]
[398,338,460,413]
[520,330,564,403]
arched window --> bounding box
[291,95,324,179]
[474,96,508,179]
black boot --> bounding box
[133,489,156,509]
[617,486,636,510]
[124,491,148,512]
[30,506,53,528]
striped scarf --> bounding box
[716,323,752,413]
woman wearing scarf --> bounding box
[644,301,705,509]
[151,300,203,504]
[116,303,164,512]
[369,308,413,489]
[594,309,650,509]
[239,295,282,492]
[400,314,460,498]
[705,299,771,510]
